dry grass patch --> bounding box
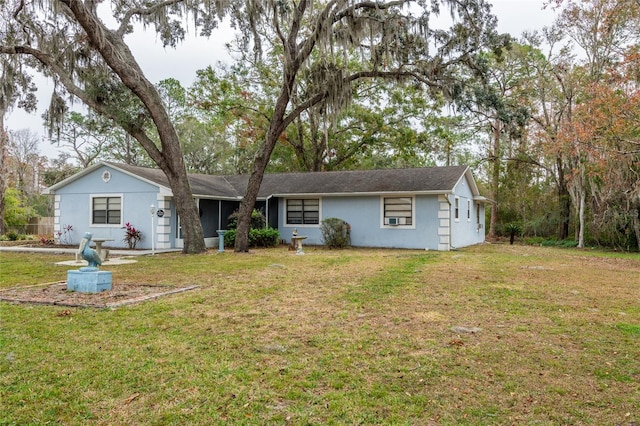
[0,245,638,425]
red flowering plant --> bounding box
[55,224,74,245]
[123,222,142,249]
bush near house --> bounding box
[320,217,351,249]
[222,227,280,248]
[123,222,143,249]
[226,209,267,230]
[223,209,279,248]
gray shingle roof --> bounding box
[109,162,470,199]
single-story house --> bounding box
[44,161,487,251]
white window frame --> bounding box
[454,197,460,222]
[285,198,321,227]
[90,194,123,227]
[381,195,415,229]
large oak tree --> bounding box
[1,0,506,253]
[225,0,508,251]
[0,0,214,253]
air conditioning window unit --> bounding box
[387,217,404,226]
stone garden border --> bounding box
[0,281,199,308]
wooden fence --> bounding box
[26,217,54,236]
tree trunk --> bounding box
[76,2,206,254]
[577,176,586,248]
[235,125,282,252]
[235,90,291,251]
[125,121,205,254]
[172,174,206,254]
[556,156,571,240]
[0,109,7,235]
[487,122,501,239]
[234,146,272,252]
[632,208,640,251]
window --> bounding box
[454,197,459,220]
[476,203,481,224]
[383,197,413,226]
[467,200,471,221]
[91,196,122,225]
[286,199,320,225]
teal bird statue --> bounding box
[78,232,102,268]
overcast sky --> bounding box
[6,0,559,160]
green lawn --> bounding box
[1,245,639,425]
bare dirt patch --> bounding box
[0,282,199,308]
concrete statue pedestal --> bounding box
[67,232,112,293]
[67,267,112,293]
[217,230,227,252]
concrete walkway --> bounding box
[1,246,183,267]
[0,245,181,256]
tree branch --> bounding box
[295,0,410,67]
[0,45,163,164]
[295,0,337,65]
[279,69,441,135]
[333,0,407,22]
[117,0,185,37]
[271,1,287,50]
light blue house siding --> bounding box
[276,171,486,250]
[52,166,165,248]
[278,194,484,251]
[48,162,486,251]
[278,193,473,250]
[449,174,485,249]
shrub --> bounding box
[222,227,279,248]
[223,209,278,249]
[540,239,578,248]
[123,222,142,249]
[504,223,522,245]
[55,224,74,245]
[222,229,236,247]
[523,236,546,246]
[227,209,266,230]
[3,187,36,233]
[320,218,351,249]
[250,227,280,248]
[40,235,55,245]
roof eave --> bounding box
[269,190,452,197]
[464,167,481,196]
[475,196,493,204]
[44,161,174,195]
[193,195,243,201]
